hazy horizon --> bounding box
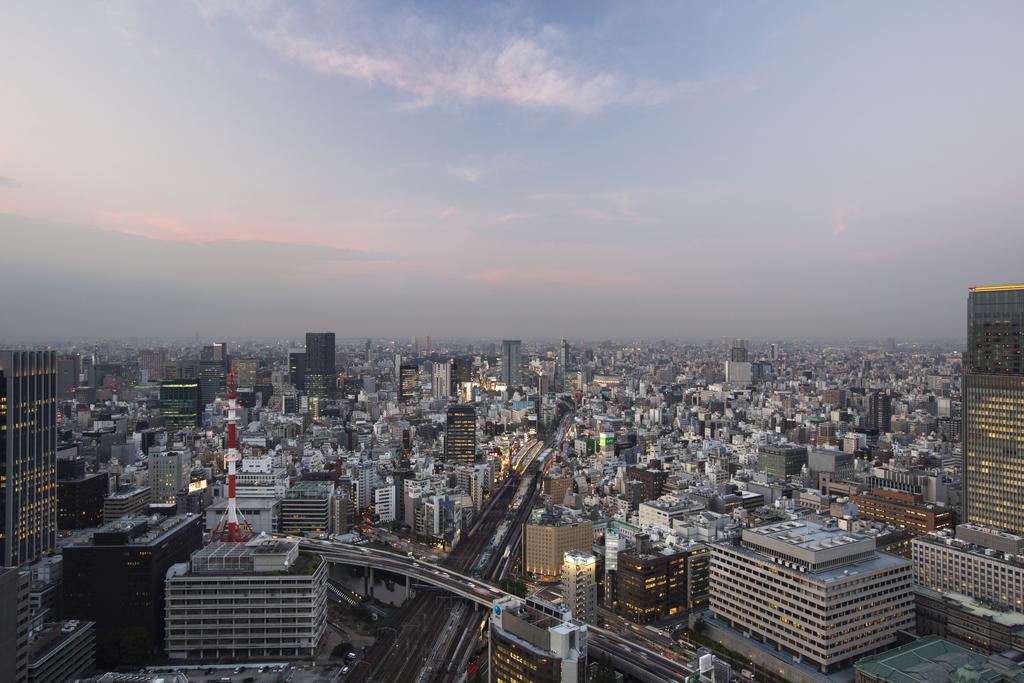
[3,2,1023,340]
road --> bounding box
[300,540,695,683]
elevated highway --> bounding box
[296,539,695,683]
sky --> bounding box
[2,1,1023,341]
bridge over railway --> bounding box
[291,538,696,683]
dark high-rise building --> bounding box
[399,363,418,402]
[57,469,108,530]
[304,332,335,399]
[451,357,472,395]
[198,343,227,406]
[869,391,893,433]
[288,349,306,392]
[963,284,1024,534]
[445,404,477,463]
[0,350,58,567]
[501,339,522,387]
[56,353,80,398]
[557,338,571,391]
[730,338,749,363]
[62,514,203,667]
[159,379,201,431]
[0,567,30,683]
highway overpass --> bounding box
[294,538,695,683]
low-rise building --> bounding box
[27,620,95,683]
[912,524,1024,613]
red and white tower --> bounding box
[212,372,253,542]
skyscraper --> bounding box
[444,404,476,463]
[451,357,472,396]
[0,350,58,567]
[501,339,522,387]
[868,390,893,433]
[557,338,571,391]
[198,343,227,407]
[159,379,202,431]
[963,284,1024,534]
[287,349,306,392]
[730,338,748,362]
[399,363,418,402]
[304,332,335,399]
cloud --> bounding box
[437,206,457,219]
[470,266,641,289]
[446,164,482,183]
[832,202,861,236]
[496,212,538,223]
[0,176,23,189]
[212,3,681,114]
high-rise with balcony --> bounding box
[1,350,58,567]
[963,285,1024,534]
[560,551,596,623]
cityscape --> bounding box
[3,3,1024,683]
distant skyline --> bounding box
[2,2,1023,339]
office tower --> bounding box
[159,379,201,430]
[399,363,418,402]
[869,390,893,433]
[198,342,227,407]
[279,481,332,535]
[624,466,668,502]
[912,524,1024,612]
[304,332,335,399]
[557,338,571,390]
[56,353,80,398]
[729,338,748,362]
[615,535,709,624]
[561,551,597,623]
[488,596,586,683]
[724,360,752,384]
[451,356,472,395]
[0,350,58,567]
[710,520,913,674]
[523,511,592,578]
[0,567,30,683]
[501,339,522,387]
[165,537,327,660]
[234,358,257,388]
[963,285,1024,533]
[756,444,808,481]
[287,349,306,391]
[769,343,779,361]
[138,350,167,382]
[444,404,476,464]
[56,465,107,530]
[62,515,203,667]
[150,450,191,504]
[432,360,451,399]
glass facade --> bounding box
[964,285,1024,533]
[0,350,58,567]
[159,379,201,430]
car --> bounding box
[340,667,350,675]
[346,652,357,661]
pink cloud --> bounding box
[853,249,899,263]
[833,202,861,236]
[437,206,457,219]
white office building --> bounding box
[561,551,597,623]
[710,519,914,673]
[165,537,327,660]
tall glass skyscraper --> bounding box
[160,379,202,431]
[501,339,522,387]
[0,350,57,567]
[444,404,477,463]
[304,332,336,399]
[963,284,1024,534]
